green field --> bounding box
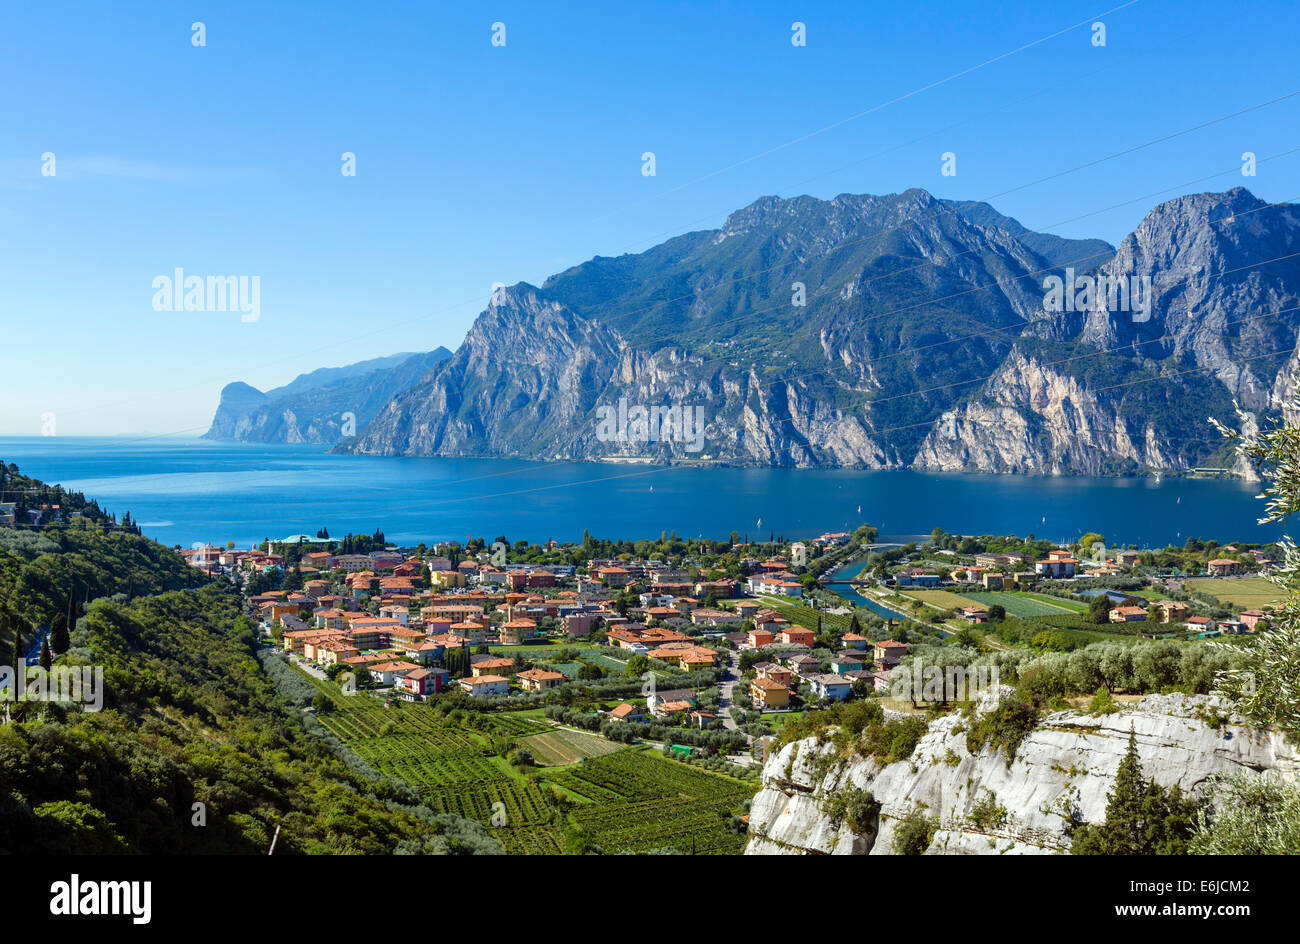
[1186,577,1280,609]
[520,727,625,765]
[538,749,753,854]
[294,668,751,854]
[959,591,1077,617]
[903,589,977,611]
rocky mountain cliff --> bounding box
[212,187,1300,474]
[205,349,450,444]
[745,688,1298,855]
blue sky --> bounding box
[1,0,1297,435]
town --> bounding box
[165,522,1286,852]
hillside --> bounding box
[0,464,499,855]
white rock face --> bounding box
[745,687,1299,855]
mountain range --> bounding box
[205,187,1300,475]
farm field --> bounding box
[744,597,854,631]
[520,727,625,765]
[903,589,975,610]
[1186,577,1280,609]
[289,666,752,854]
[539,748,753,854]
[959,591,1076,617]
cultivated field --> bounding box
[959,591,1077,617]
[1186,576,1281,609]
[292,667,752,855]
[520,727,624,765]
[903,589,977,610]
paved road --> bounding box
[717,649,742,732]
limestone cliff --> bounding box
[745,688,1298,855]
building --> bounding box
[459,675,510,698]
[517,668,567,691]
[806,674,853,702]
[397,667,449,698]
[873,639,910,668]
[499,617,537,646]
[1109,606,1148,623]
[1157,600,1190,623]
[1035,550,1078,579]
[750,676,790,708]
[608,703,645,722]
[1207,558,1243,576]
[1239,609,1269,631]
[779,627,815,647]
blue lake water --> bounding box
[0,437,1286,550]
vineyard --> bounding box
[538,749,753,854]
[288,666,754,854]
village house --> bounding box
[471,657,516,677]
[396,667,449,699]
[873,639,910,668]
[499,617,537,646]
[806,673,853,702]
[608,703,645,722]
[368,660,421,686]
[690,608,743,628]
[779,626,816,647]
[1207,558,1243,576]
[750,676,790,708]
[1157,599,1190,623]
[1109,605,1148,623]
[517,668,567,691]
[459,675,510,698]
[1239,609,1269,631]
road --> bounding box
[716,649,743,733]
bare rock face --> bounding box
[745,687,1298,855]
[911,350,1181,474]
[207,186,1300,474]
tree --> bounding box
[39,635,52,671]
[1071,730,1197,855]
[1211,402,1300,741]
[50,612,70,656]
[1089,593,1113,625]
[1190,771,1300,854]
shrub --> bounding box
[892,808,938,855]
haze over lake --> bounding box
[0,437,1282,550]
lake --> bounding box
[0,437,1285,550]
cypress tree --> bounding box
[39,635,52,671]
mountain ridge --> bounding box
[208,187,1297,475]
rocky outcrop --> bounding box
[745,687,1298,855]
[911,349,1182,474]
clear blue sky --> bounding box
[1,0,1297,435]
